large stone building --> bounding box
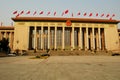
[0,17,120,52]
[11,17,120,51]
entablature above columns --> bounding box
[16,22,26,26]
[16,22,109,29]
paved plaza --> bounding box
[0,56,120,80]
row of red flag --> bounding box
[13,10,115,19]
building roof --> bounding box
[12,17,120,24]
[0,26,14,30]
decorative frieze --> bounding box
[50,23,55,26]
[82,23,86,26]
[43,23,48,26]
[17,22,25,25]
[109,24,115,27]
[88,24,92,27]
[36,23,41,25]
[74,23,80,26]
[29,22,35,25]
[94,24,98,27]
[57,23,63,26]
[100,24,104,27]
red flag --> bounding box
[26,11,30,14]
[16,14,20,17]
[33,11,37,15]
[40,11,44,14]
[96,13,98,16]
[89,13,92,17]
[77,12,80,16]
[20,11,24,15]
[65,10,69,14]
[13,11,17,14]
[54,12,56,16]
[84,13,87,16]
[72,13,74,17]
[47,12,50,16]
[101,14,104,17]
[109,17,112,20]
[62,12,64,16]
[106,14,110,17]
[112,14,115,17]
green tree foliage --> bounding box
[0,38,10,53]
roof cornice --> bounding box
[0,26,14,30]
[12,17,120,24]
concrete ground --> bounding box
[0,56,120,80]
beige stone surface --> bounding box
[0,56,120,80]
[13,20,120,51]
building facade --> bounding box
[0,26,14,50]
[118,29,120,48]
[11,17,119,51]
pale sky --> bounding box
[0,0,120,27]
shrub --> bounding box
[35,55,40,58]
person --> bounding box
[46,49,50,53]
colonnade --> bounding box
[0,31,14,49]
[29,26,105,51]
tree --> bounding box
[0,38,10,54]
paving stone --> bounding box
[0,56,120,80]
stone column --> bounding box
[92,28,95,50]
[62,26,65,50]
[96,29,99,50]
[98,28,101,50]
[34,26,37,50]
[6,32,9,39]
[11,32,14,50]
[86,27,89,50]
[9,32,11,49]
[80,27,83,49]
[8,32,13,50]
[41,26,43,49]
[78,27,81,50]
[1,32,4,39]
[54,26,57,49]
[4,31,7,39]
[48,26,50,49]
[71,27,74,50]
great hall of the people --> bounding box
[0,17,120,52]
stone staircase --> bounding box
[26,50,114,56]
